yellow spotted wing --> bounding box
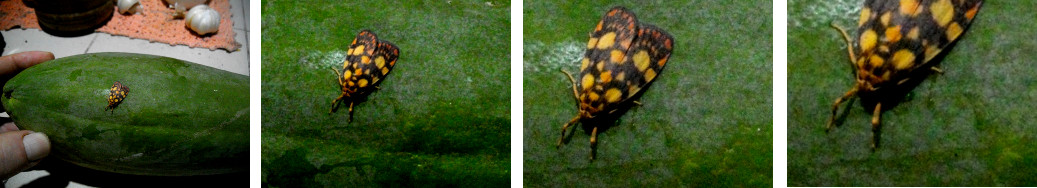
[576,6,674,117]
[852,0,982,86]
[105,81,129,112]
[340,30,399,94]
[331,30,400,118]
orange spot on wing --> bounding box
[885,26,902,43]
[965,4,980,21]
[859,8,872,26]
[899,0,921,16]
[600,71,613,83]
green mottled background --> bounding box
[788,0,1037,186]
[523,1,772,187]
[261,1,509,187]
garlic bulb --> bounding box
[117,0,140,14]
[164,0,209,13]
[185,5,220,35]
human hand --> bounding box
[0,51,54,180]
[0,123,49,180]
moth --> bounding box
[558,6,674,160]
[330,30,400,121]
[827,0,982,150]
[105,81,129,113]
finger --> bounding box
[0,122,18,132]
[0,51,55,76]
[0,131,50,179]
[0,130,32,178]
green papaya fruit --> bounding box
[1,52,248,176]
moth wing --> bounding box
[572,7,641,114]
[576,6,639,92]
[109,81,127,98]
[369,40,399,85]
[594,6,639,51]
[617,24,674,100]
[913,0,982,64]
[344,30,378,69]
[340,30,380,89]
[856,0,982,78]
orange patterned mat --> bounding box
[1,0,241,52]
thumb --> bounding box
[0,130,50,179]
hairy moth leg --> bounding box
[871,102,882,152]
[590,126,599,160]
[827,87,859,132]
[558,116,579,147]
[348,101,355,122]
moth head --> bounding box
[578,103,598,120]
[854,78,879,93]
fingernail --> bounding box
[22,132,50,161]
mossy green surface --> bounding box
[261,1,510,187]
[788,0,1037,186]
[524,1,772,187]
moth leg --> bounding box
[558,115,579,147]
[930,66,944,74]
[896,78,911,85]
[330,93,346,113]
[827,87,859,132]
[348,101,355,122]
[632,100,643,106]
[830,23,858,65]
[871,102,882,151]
[560,69,579,101]
[590,126,599,161]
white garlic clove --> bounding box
[185,4,220,35]
[164,0,209,12]
[117,0,140,14]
